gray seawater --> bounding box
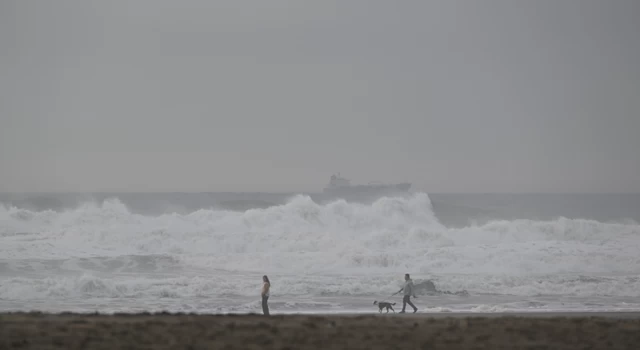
[1,192,639,314]
[3,192,639,226]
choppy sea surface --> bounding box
[1,192,639,314]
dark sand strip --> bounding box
[1,312,639,349]
[379,311,640,319]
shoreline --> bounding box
[2,311,639,349]
[5,310,640,318]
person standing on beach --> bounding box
[397,273,418,313]
[261,275,271,315]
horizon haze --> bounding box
[1,0,639,193]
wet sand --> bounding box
[1,312,639,349]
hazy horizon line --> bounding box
[2,191,639,195]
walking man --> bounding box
[397,273,418,313]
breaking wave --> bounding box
[1,193,640,302]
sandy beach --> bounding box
[1,312,639,349]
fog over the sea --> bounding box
[1,0,638,193]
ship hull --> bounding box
[322,182,411,196]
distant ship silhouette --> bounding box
[322,173,411,196]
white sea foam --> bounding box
[1,194,640,312]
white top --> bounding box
[403,279,414,296]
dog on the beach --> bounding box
[373,300,396,313]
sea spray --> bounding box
[1,193,640,306]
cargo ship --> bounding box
[322,173,411,197]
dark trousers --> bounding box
[262,295,270,315]
[402,295,417,312]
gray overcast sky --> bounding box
[1,0,639,193]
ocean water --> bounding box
[1,192,639,314]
